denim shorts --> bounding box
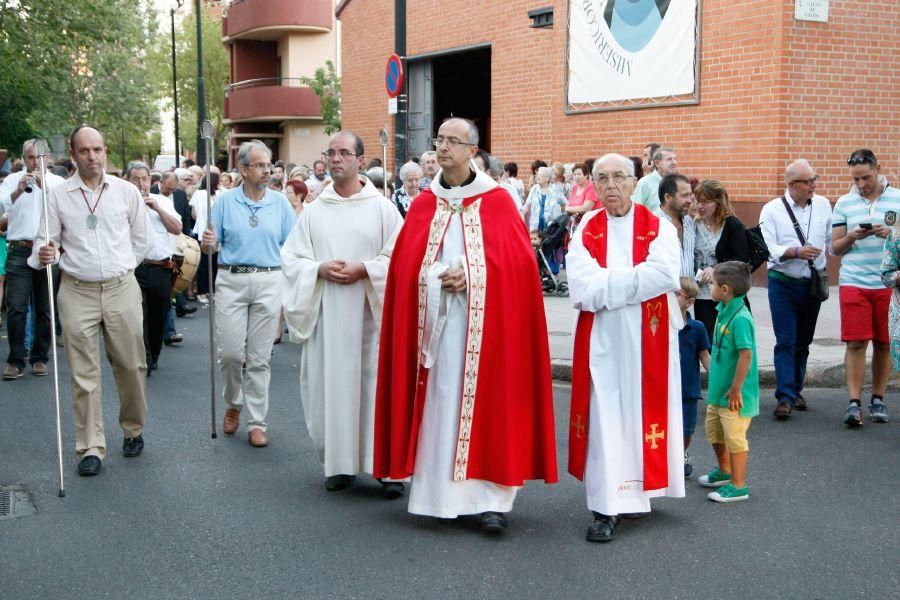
[682,397,701,437]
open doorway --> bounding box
[406,45,491,159]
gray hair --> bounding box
[125,160,151,179]
[652,146,675,163]
[592,153,635,177]
[22,138,39,155]
[487,156,505,178]
[160,171,177,184]
[399,161,423,181]
[237,139,271,167]
[365,166,385,187]
[537,166,554,180]
[173,167,190,179]
[420,151,436,161]
[784,159,813,182]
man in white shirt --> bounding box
[127,161,183,374]
[305,159,330,196]
[0,139,65,380]
[31,125,152,477]
[758,159,832,419]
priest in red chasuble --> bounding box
[567,153,685,544]
[374,117,557,534]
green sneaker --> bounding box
[707,483,749,503]
[698,467,731,488]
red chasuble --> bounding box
[568,204,670,491]
[374,186,558,486]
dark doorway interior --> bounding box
[431,47,491,151]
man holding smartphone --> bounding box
[831,149,900,427]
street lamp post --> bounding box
[194,0,208,166]
[171,0,183,165]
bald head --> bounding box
[785,159,813,182]
[69,126,107,183]
[785,159,818,203]
[592,153,634,178]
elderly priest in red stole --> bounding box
[567,153,685,544]
[374,117,557,535]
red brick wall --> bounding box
[339,0,899,209]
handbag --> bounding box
[781,197,829,302]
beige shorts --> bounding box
[705,405,752,453]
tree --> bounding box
[302,61,342,135]
[149,2,229,162]
[0,0,161,166]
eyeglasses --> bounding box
[848,152,877,166]
[432,136,475,148]
[592,171,631,185]
[247,162,273,171]
[790,176,818,185]
[323,149,357,159]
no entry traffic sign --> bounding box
[385,53,404,98]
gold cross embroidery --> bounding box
[645,423,665,449]
[572,414,585,439]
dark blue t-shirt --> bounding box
[679,315,710,401]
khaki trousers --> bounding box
[215,269,282,431]
[57,272,148,460]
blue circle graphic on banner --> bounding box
[604,0,670,53]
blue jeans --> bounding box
[768,273,822,405]
[165,304,176,339]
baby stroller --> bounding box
[535,213,569,296]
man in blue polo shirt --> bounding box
[831,149,899,427]
[201,140,295,447]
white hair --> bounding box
[592,153,634,177]
[537,166,554,180]
[399,161,423,181]
[487,156,505,178]
[173,167,190,179]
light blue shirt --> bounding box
[832,184,900,289]
[211,185,295,267]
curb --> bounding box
[550,361,898,389]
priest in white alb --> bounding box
[281,131,404,497]
[567,153,684,543]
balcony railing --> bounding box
[223,0,332,40]
[224,78,322,122]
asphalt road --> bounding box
[1,308,897,600]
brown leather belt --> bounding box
[8,239,33,249]
[143,258,175,270]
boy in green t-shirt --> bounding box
[699,261,759,503]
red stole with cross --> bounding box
[568,204,670,491]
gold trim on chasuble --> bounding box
[413,197,487,482]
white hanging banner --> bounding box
[567,0,699,107]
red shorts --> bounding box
[839,285,891,343]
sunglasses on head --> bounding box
[847,151,877,166]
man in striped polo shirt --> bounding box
[831,149,899,427]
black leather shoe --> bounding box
[381,481,405,500]
[586,512,621,543]
[123,435,144,457]
[325,474,355,491]
[176,305,197,317]
[78,455,102,476]
[773,401,792,420]
[794,394,808,411]
[479,511,508,533]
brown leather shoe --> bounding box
[773,401,792,420]
[222,408,240,434]
[2,363,24,380]
[249,428,268,448]
[32,362,48,376]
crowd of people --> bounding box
[0,119,894,543]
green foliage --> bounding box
[0,0,160,166]
[149,2,229,161]
[302,61,342,135]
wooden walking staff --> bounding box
[201,120,217,439]
[34,138,66,497]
